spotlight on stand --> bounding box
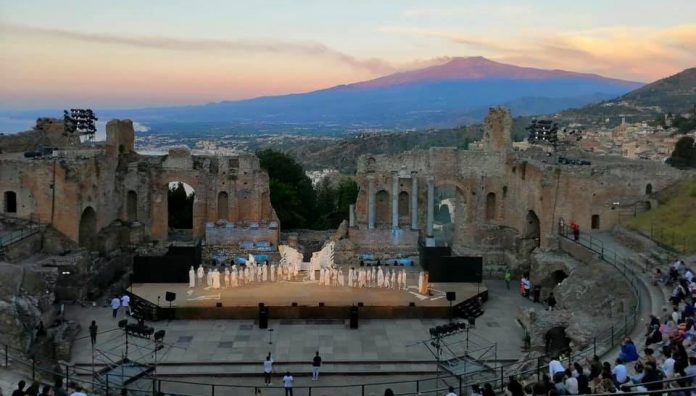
[118,319,128,329]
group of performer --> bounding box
[188,263,411,291]
[188,261,299,289]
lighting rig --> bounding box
[63,108,98,140]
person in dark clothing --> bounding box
[575,366,590,394]
[482,383,495,396]
[507,376,525,396]
[546,293,557,311]
[587,356,602,380]
[542,375,555,395]
[641,362,664,391]
[89,320,98,345]
[25,381,40,396]
[645,325,662,345]
[35,321,46,338]
[53,379,67,396]
[11,381,26,396]
[40,385,51,396]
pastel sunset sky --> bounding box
[1,0,695,110]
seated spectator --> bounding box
[645,325,662,346]
[612,358,628,386]
[641,362,664,391]
[662,351,676,378]
[618,338,639,363]
[630,362,645,384]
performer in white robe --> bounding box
[384,269,391,288]
[270,264,275,282]
[197,265,204,286]
[309,266,315,281]
[224,268,230,288]
[353,269,359,287]
[205,268,211,287]
[371,267,377,287]
[348,268,353,287]
[245,267,252,284]
[325,269,332,286]
[365,268,371,287]
[377,267,384,288]
[212,269,221,289]
[262,265,268,282]
[188,266,196,288]
[359,269,366,288]
[230,268,237,287]
[401,269,407,290]
[338,269,345,287]
[418,271,423,293]
[319,268,325,285]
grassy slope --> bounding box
[627,179,696,253]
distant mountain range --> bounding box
[558,67,696,126]
[1,57,648,132]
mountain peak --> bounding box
[351,56,639,89]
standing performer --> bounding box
[377,267,385,288]
[339,269,345,287]
[348,268,354,287]
[262,264,268,282]
[188,266,196,288]
[212,269,221,289]
[224,267,230,288]
[371,267,377,287]
[384,269,391,288]
[390,269,396,289]
[197,265,204,286]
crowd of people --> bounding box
[5,380,88,396]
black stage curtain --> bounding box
[132,243,201,283]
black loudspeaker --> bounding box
[165,292,176,302]
[446,292,456,302]
[349,306,359,329]
[259,307,269,329]
[216,302,222,308]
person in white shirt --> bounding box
[263,353,273,386]
[282,371,294,396]
[612,358,628,384]
[662,352,675,378]
[111,296,121,318]
[69,384,87,396]
[120,294,130,316]
[549,357,565,379]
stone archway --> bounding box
[126,190,138,221]
[375,190,389,225]
[79,206,97,250]
[217,191,229,221]
[167,181,195,240]
[485,192,496,221]
[525,210,540,248]
[398,191,409,225]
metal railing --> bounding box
[1,228,648,395]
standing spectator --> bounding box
[11,381,25,396]
[282,371,294,396]
[504,270,512,290]
[311,351,321,381]
[121,293,131,316]
[89,320,98,345]
[471,385,483,396]
[549,356,565,379]
[575,366,589,394]
[570,222,579,241]
[35,321,46,338]
[263,353,274,385]
[40,386,51,396]
[445,386,458,396]
[111,295,121,318]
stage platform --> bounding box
[130,280,487,320]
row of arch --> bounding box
[122,187,233,225]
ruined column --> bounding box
[349,204,356,227]
[410,172,418,230]
[367,175,376,229]
[392,171,399,229]
[426,176,434,237]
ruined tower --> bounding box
[105,119,135,157]
[482,107,512,153]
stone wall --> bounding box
[351,107,685,275]
[0,119,278,249]
[0,118,81,154]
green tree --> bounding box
[668,136,696,169]
[257,149,316,229]
[168,182,194,228]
